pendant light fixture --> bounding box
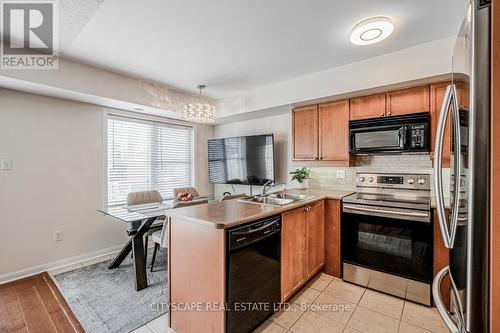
[183,84,216,123]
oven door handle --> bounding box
[343,205,429,218]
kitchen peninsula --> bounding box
[166,188,352,333]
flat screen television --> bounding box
[208,134,275,185]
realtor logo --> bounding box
[1,0,58,69]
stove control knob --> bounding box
[359,176,365,182]
[417,178,426,185]
[407,178,415,185]
[368,176,374,183]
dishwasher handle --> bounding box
[228,217,281,251]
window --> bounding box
[107,114,193,206]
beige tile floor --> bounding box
[50,257,448,333]
[259,273,449,333]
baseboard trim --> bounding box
[0,245,124,284]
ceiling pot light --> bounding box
[184,84,216,123]
[350,17,394,45]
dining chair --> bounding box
[173,187,199,199]
[127,190,164,264]
[149,199,208,272]
[220,193,246,201]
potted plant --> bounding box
[289,167,311,189]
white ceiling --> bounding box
[61,0,468,99]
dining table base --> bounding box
[108,217,158,291]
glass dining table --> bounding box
[98,197,211,291]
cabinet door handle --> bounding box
[379,112,384,116]
[387,111,392,115]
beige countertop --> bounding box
[166,187,354,229]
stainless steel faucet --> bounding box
[261,181,287,196]
[261,180,274,196]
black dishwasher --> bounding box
[226,216,281,333]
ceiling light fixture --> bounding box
[184,84,216,123]
[350,17,394,45]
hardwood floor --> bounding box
[0,272,84,333]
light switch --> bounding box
[1,159,12,171]
[336,170,346,179]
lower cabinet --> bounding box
[324,199,341,277]
[305,201,325,276]
[434,208,451,310]
[281,200,325,301]
[281,207,306,301]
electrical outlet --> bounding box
[1,159,12,171]
[336,170,346,179]
[54,231,63,242]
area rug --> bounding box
[53,248,168,333]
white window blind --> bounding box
[107,115,193,206]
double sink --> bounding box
[239,192,314,206]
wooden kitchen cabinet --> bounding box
[351,86,429,121]
[281,201,325,301]
[349,93,386,120]
[324,199,341,277]
[305,201,325,277]
[292,105,318,160]
[455,81,470,111]
[430,81,469,168]
[281,207,307,301]
[386,85,430,117]
[430,82,452,167]
[318,100,350,161]
[292,101,352,165]
[434,209,451,310]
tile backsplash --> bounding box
[307,154,434,190]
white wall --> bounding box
[0,88,212,280]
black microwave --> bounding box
[349,112,430,154]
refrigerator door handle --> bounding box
[432,266,464,333]
[450,85,462,246]
[433,84,459,248]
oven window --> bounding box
[354,129,401,149]
[342,213,433,283]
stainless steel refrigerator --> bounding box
[432,0,490,332]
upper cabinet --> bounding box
[386,86,430,117]
[429,81,469,167]
[318,100,350,161]
[292,105,318,160]
[350,93,386,120]
[455,81,470,110]
[291,81,454,165]
[350,86,430,121]
[292,100,351,165]
[430,82,452,167]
